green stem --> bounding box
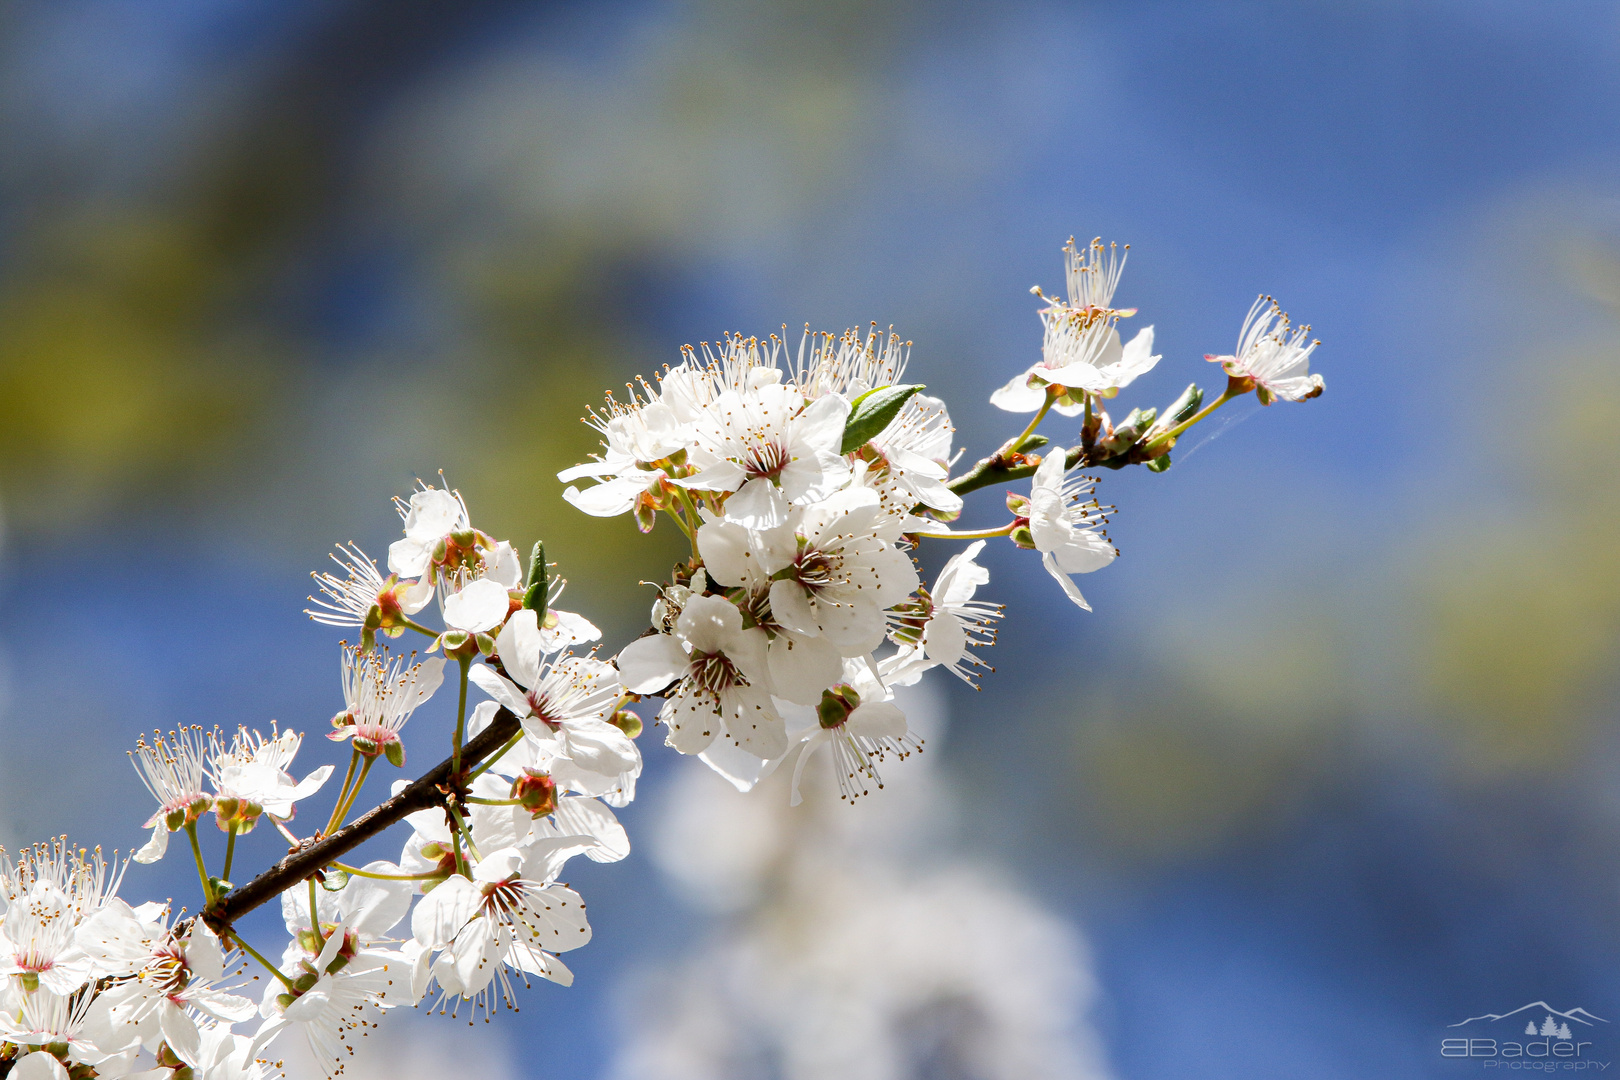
[332,756,376,830]
[465,732,524,784]
[232,932,296,991]
[184,823,212,905]
[1143,386,1240,456]
[446,802,481,864]
[916,522,1019,541]
[400,617,440,638]
[672,488,703,560]
[1006,387,1058,453]
[452,657,471,777]
[332,862,444,881]
[222,826,237,882]
[464,796,525,806]
[323,750,361,836]
[308,877,319,933]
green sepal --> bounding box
[522,541,548,618]
[1145,453,1172,473]
[841,384,925,454]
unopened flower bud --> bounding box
[610,710,643,738]
[510,769,558,818]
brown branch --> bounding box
[203,707,522,931]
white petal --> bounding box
[187,921,226,982]
[723,478,790,529]
[133,824,168,865]
[767,579,819,637]
[160,1002,202,1067]
[766,632,843,706]
[1042,550,1092,610]
[11,1052,68,1080]
[561,477,641,517]
[339,863,415,939]
[442,577,511,634]
[989,369,1047,412]
[412,876,479,949]
[494,608,543,689]
[616,633,688,694]
[549,797,630,863]
[668,459,747,493]
[469,664,532,718]
[696,519,759,588]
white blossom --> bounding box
[618,593,785,764]
[129,727,213,864]
[1209,294,1324,404]
[886,539,1002,687]
[1028,450,1116,610]
[991,237,1160,413]
[469,609,640,800]
[210,727,334,825]
[670,366,851,530]
[786,658,918,805]
[329,648,446,766]
[408,839,593,1016]
[75,902,255,1069]
[252,923,404,1078]
[0,840,121,996]
[305,543,431,637]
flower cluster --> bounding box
[0,232,1322,1077]
[559,240,1323,801]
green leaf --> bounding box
[841,384,925,454]
[522,541,548,618]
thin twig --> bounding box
[203,706,521,932]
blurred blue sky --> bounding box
[4,3,1620,1078]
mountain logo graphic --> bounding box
[1449,1003,1609,1029]
[1442,1002,1609,1060]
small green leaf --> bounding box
[1157,383,1203,431]
[522,541,548,618]
[1014,433,1050,453]
[1145,453,1172,473]
[841,384,925,454]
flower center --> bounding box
[689,650,746,695]
[525,689,563,731]
[742,441,791,481]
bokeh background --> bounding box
[1,2,1619,1077]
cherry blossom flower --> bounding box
[886,539,1002,687]
[252,921,404,1078]
[617,593,785,761]
[129,727,214,865]
[1028,450,1117,610]
[670,374,851,530]
[75,902,255,1069]
[786,660,918,805]
[328,647,446,767]
[0,840,120,996]
[469,610,640,800]
[793,324,910,401]
[699,488,919,694]
[305,542,432,647]
[1208,295,1324,404]
[0,987,134,1077]
[992,237,1160,413]
[209,727,334,830]
[408,839,593,1016]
